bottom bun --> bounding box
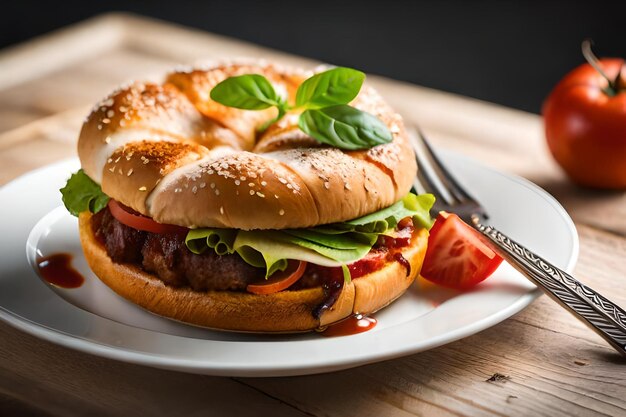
[78,212,429,333]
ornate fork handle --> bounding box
[473,218,626,355]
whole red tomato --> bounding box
[543,58,626,189]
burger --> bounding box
[60,62,434,333]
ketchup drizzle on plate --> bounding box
[37,253,84,289]
[321,314,377,337]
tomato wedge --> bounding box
[421,212,503,290]
[247,260,307,295]
[108,200,188,234]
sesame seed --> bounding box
[143,159,149,164]
[249,172,257,178]
[261,181,267,186]
[249,190,255,195]
[97,125,103,130]
[248,182,255,187]
[256,192,265,198]
[174,188,182,193]
[114,156,121,163]
[139,186,147,191]
[274,194,279,199]
[108,166,115,173]
[324,182,330,189]
[210,183,215,189]
[199,182,206,188]
[234,180,241,186]
[192,186,198,194]
[127,168,133,176]
[279,209,285,216]
[104,136,111,144]
[107,158,113,163]
[220,206,224,215]
[207,170,214,175]
[286,184,293,189]
[278,178,287,184]
[107,110,114,118]
[102,118,110,124]
[240,176,246,181]
[215,189,220,196]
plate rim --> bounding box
[0,154,579,376]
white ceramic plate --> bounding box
[0,152,578,377]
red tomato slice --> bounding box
[247,260,307,295]
[421,212,503,290]
[108,200,188,234]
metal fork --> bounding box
[411,128,626,356]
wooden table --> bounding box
[1,13,625,417]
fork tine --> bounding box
[416,128,473,204]
[418,130,475,202]
[409,129,459,206]
[410,127,489,221]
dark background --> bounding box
[3,0,626,114]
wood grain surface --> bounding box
[0,13,624,417]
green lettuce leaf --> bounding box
[60,169,110,216]
[185,193,435,280]
[282,229,378,249]
[343,193,436,232]
[185,228,237,255]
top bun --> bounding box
[77,63,416,230]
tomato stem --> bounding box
[582,39,618,96]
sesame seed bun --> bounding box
[78,212,429,333]
[77,62,417,230]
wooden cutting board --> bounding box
[0,13,624,417]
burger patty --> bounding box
[91,207,266,291]
[90,207,398,295]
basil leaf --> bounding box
[295,67,365,109]
[299,105,392,150]
[210,74,282,110]
[60,169,110,217]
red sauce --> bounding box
[393,252,411,277]
[375,220,414,249]
[37,253,84,289]
[321,314,377,337]
[348,250,388,279]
